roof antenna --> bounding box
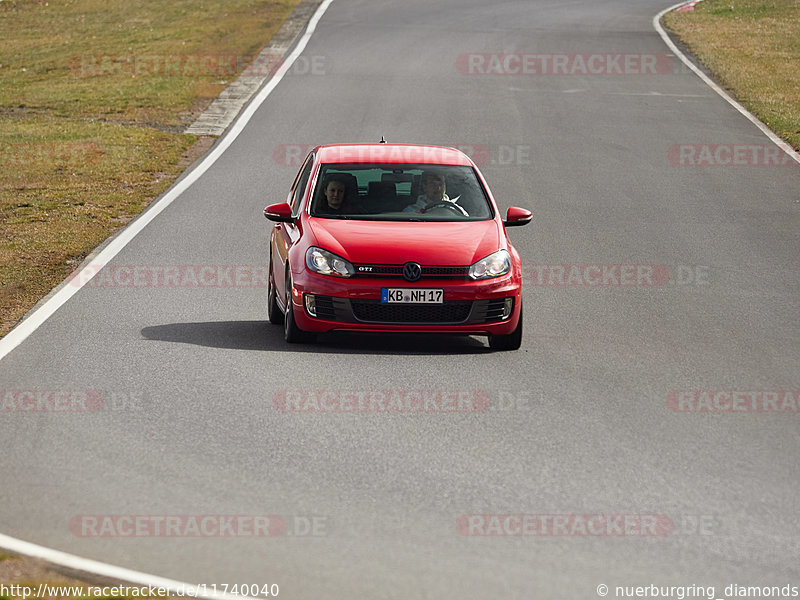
[379,135,387,144]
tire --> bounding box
[488,302,523,351]
[284,271,315,344]
[267,260,283,325]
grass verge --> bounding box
[0,0,302,337]
[663,0,800,151]
[0,551,172,599]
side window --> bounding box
[290,154,314,216]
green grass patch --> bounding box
[664,0,800,150]
[0,0,302,337]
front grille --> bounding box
[305,296,513,325]
[351,300,472,323]
[353,264,469,280]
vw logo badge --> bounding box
[402,261,422,282]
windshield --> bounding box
[309,163,494,221]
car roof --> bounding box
[313,143,474,166]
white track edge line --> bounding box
[653,2,800,166]
[0,0,335,362]
[0,0,334,595]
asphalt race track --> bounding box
[1,1,798,598]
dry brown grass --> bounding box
[0,551,178,598]
[0,0,301,337]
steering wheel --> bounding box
[419,201,469,216]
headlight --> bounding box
[305,247,355,277]
[468,249,511,280]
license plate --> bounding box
[381,288,443,304]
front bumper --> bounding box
[289,270,523,335]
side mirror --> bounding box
[503,206,532,227]
[264,202,295,223]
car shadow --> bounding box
[140,321,492,355]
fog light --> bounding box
[502,297,514,319]
[304,294,317,317]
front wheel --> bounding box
[284,271,315,344]
[488,302,523,351]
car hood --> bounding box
[306,218,502,266]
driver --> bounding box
[403,170,467,215]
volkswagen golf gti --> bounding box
[263,143,532,350]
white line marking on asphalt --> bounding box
[0,0,335,593]
[605,91,710,97]
[653,2,800,166]
[0,0,334,362]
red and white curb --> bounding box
[673,0,704,12]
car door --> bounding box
[272,152,314,304]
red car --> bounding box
[263,143,532,350]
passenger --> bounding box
[317,175,359,215]
[319,175,347,212]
